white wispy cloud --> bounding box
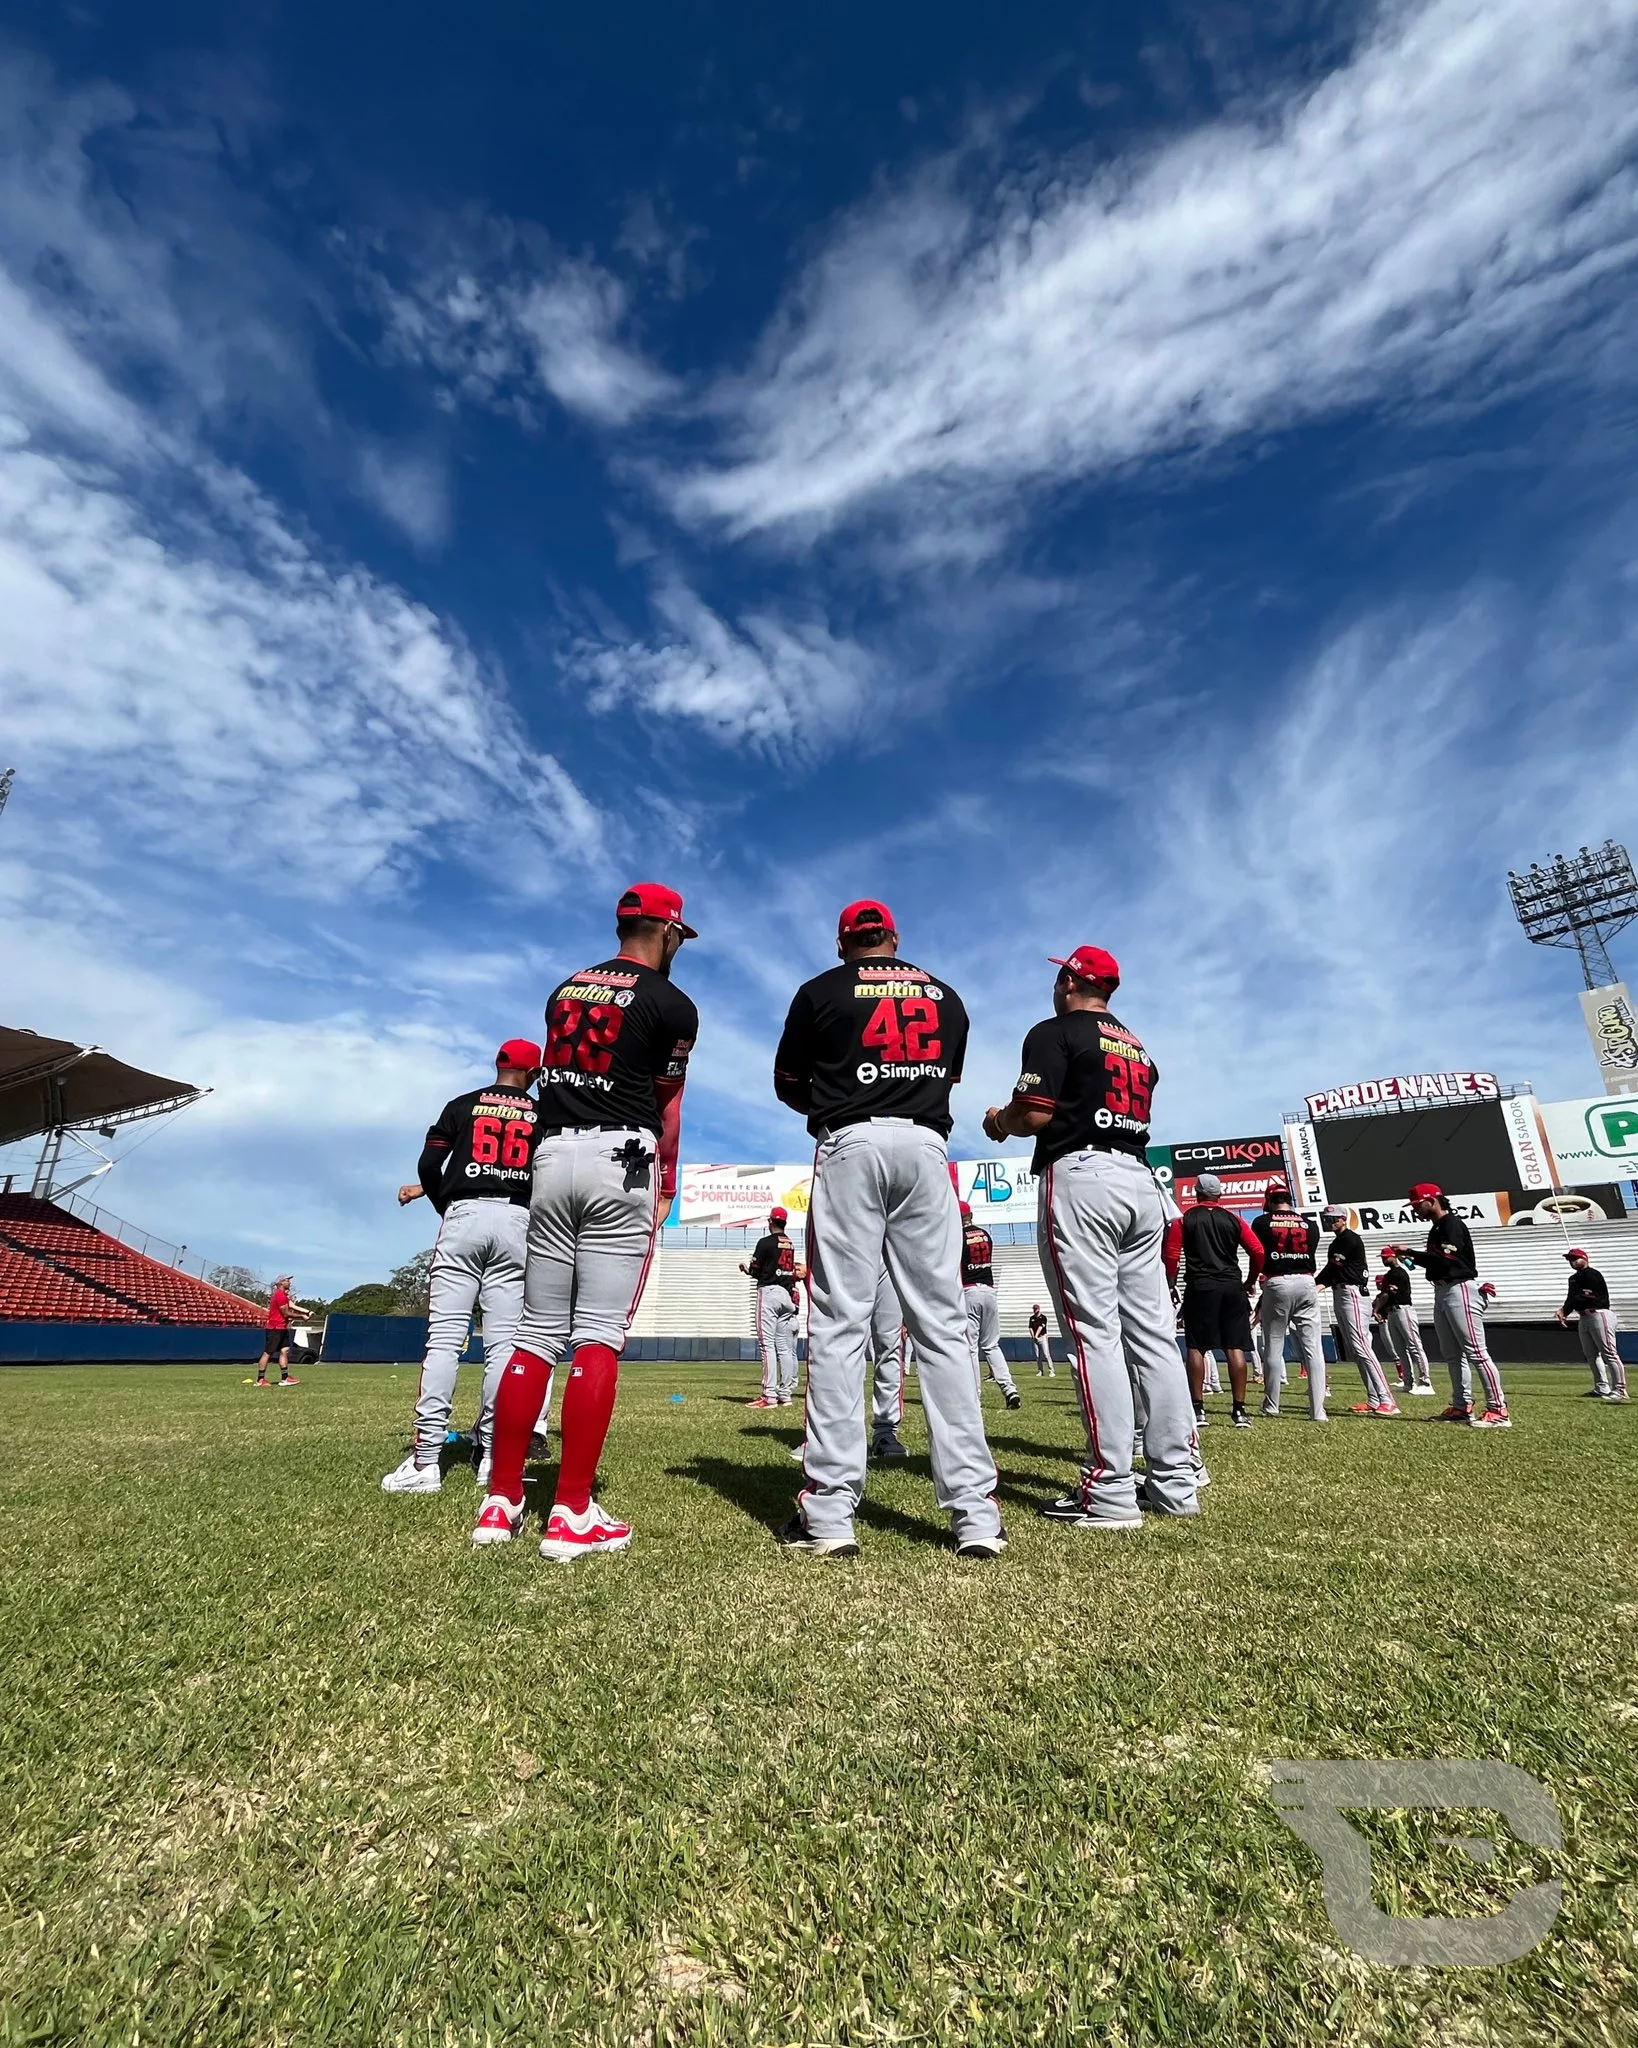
[375,238,676,428]
[563,570,882,751]
[667,0,1638,542]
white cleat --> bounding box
[470,1494,525,1546]
[539,1500,633,1562]
[475,1452,493,1489]
[382,1456,442,1494]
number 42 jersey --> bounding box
[537,956,699,1136]
[774,956,970,1138]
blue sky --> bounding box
[2,0,1637,1292]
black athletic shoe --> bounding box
[956,1526,1009,1560]
[776,1516,859,1558]
[1004,1390,1022,1410]
[871,1430,909,1460]
[1232,1406,1252,1429]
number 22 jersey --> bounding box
[1011,1009,1157,1171]
[774,957,970,1138]
[537,956,699,1136]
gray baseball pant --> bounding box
[1032,1335,1054,1375]
[1577,1310,1626,1396]
[964,1285,1019,1398]
[870,1268,907,1433]
[513,1127,662,1361]
[413,1199,530,1458]
[1332,1284,1395,1407]
[1257,1277,1327,1418]
[1037,1147,1198,1520]
[1384,1305,1431,1388]
[756,1286,800,1402]
[798,1120,1001,1546]
[1432,1281,1506,1412]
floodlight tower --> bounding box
[1507,841,1638,991]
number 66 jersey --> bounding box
[774,955,970,1136]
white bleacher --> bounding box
[631,1218,1638,1337]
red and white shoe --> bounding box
[744,1395,776,1409]
[1432,1405,1473,1423]
[1470,1407,1512,1429]
[538,1500,633,1562]
[470,1494,525,1547]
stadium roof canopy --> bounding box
[0,1027,204,1146]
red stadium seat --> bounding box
[0,1197,263,1324]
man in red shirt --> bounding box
[255,1276,306,1387]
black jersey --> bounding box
[537,956,697,1137]
[1252,1210,1319,1275]
[418,1083,539,1211]
[960,1223,995,1287]
[1318,1227,1369,1290]
[773,956,968,1138]
[748,1230,799,1291]
[1028,1308,1048,1338]
[1181,1204,1259,1287]
[1011,1008,1155,1172]
[1377,1265,1413,1310]
[1564,1265,1611,1315]
[1405,1212,1478,1285]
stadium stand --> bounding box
[0,1195,263,1325]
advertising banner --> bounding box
[1303,1072,1499,1121]
[1579,983,1638,1095]
[1536,1095,1638,1186]
[1282,1120,1328,1210]
[675,1163,815,1227]
[1167,1133,1286,1209]
[1498,1093,1555,1192]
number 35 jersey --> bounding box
[774,957,969,1138]
[537,957,699,1137]
[1011,1009,1157,1172]
[419,1083,540,1210]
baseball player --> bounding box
[1400,1183,1509,1426]
[383,1040,544,1492]
[254,1276,306,1386]
[1318,1209,1400,1416]
[473,883,699,1556]
[1250,1187,1327,1421]
[742,1206,802,1407]
[1162,1171,1264,1429]
[1558,1248,1629,1399]
[1373,1247,1433,1395]
[772,898,1004,1559]
[959,1203,1022,1409]
[983,944,1198,1528]
[1028,1303,1054,1376]
[788,1263,912,1463]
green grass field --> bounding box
[1,1361,1635,2046]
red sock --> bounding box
[554,1343,619,1515]
[490,1348,551,1505]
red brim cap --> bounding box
[1050,945,1121,986]
[1407,1182,1442,1202]
[497,1038,542,1069]
[1565,1248,1588,1260]
[838,898,895,939]
[770,1208,787,1221]
[617,881,697,938]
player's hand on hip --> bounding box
[397,1184,424,1206]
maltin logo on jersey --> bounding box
[1585,1101,1638,1158]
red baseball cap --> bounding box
[1380,1247,1400,1264]
[496,1039,542,1070]
[617,882,697,938]
[1408,1182,1443,1202]
[958,1200,972,1218]
[1565,1248,1588,1261]
[838,898,896,940]
[770,1206,788,1223]
[1050,945,1120,988]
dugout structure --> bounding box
[0,1025,204,1200]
